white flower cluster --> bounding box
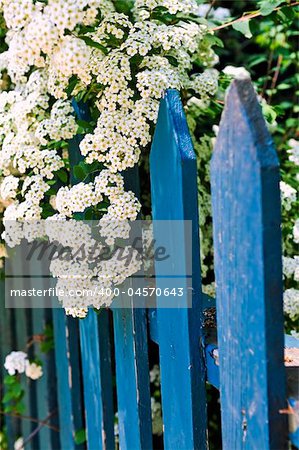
[280,181,297,211]
[55,170,140,225]
[36,100,78,145]
[0,0,114,83]
[134,0,199,16]
[283,256,299,281]
[294,219,299,244]
[288,139,299,167]
[78,12,216,177]
[190,69,219,99]
[4,351,43,380]
[284,288,299,320]
[0,1,218,317]
[0,70,79,220]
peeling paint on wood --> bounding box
[150,89,208,450]
[211,78,288,449]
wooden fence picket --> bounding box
[30,308,59,450]
[79,310,115,450]
[112,165,153,450]
[211,78,288,449]
[0,281,19,449]
[70,100,115,450]
[1,83,297,450]
[52,311,85,449]
[150,89,208,450]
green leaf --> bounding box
[65,75,79,97]
[84,207,94,220]
[56,169,68,183]
[204,34,224,48]
[232,20,253,38]
[78,36,108,54]
[45,187,56,196]
[259,0,285,16]
[74,429,86,445]
[277,83,291,90]
[165,55,179,67]
[248,56,267,68]
[2,391,15,403]
[262,103,277,124]
[4,375,17,385]
[40,340,54,353]
[14,401,25,415]
[113,0,134,14]
[74,90,87,103]
[73,165,86,181]
[11,383,23,398]
[277,6,296,22]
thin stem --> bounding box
[0,410,59,432]
[18,411,58,449]
[205,0,217,19]
[268,54,283,104]
[20,413,52,449]
[271,54,283,91]
[262,48,274,98]
[211,2,299,32]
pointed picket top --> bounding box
[211,78,287,449]
[151,89,196,162]
[150,89,208,450]
[212,77,278,171]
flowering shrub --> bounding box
[0,0,218,317]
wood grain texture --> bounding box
[52,310,85,450]
[113,292,153,450]
[0,281,19,449]
[211,78,288,450]
[79,311,114,450]
[12,254,33,447]
[150,89,208,450]
[30,308,59,450]
[112,165,153,450]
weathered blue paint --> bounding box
[30,308,59,450]
[97,311,115,449]
[1,83,296,450]
[52,310,84,449]
[289,398,299,448]
[0,281,19,449]
[53,101,86,450]
[12,253,33,446]
[79,310,114,450]
[112,165,152,450]
[70,100,115,450]
[211,78,288,449]
[113,292,153,450]
[150,89,208,449]
[148,308,158,344]
[205,343,220,389]
[204,334,299,447]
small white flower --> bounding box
[14,437,24,450]
[4,351,28,376]
[25,362,43,380]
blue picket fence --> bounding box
[0,78,298,450]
